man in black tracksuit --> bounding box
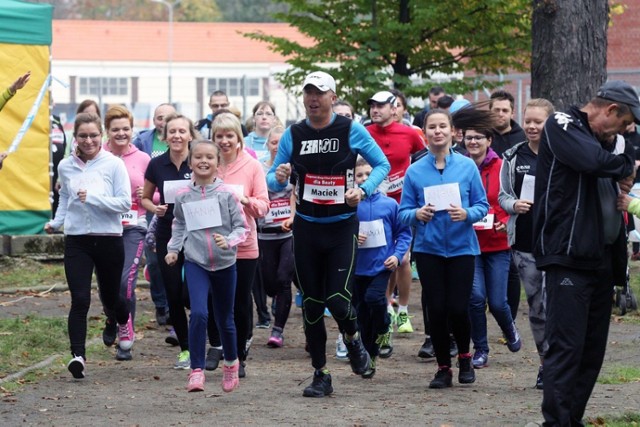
[533,81,640,426]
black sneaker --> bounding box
[429,367,453,389]
[361,357,377,379]
[102,318,117,347]
[457,356,476,384]
[449,335,458,357]
[67,355,86,379]
[344,334,371,375]
[505,322,522,353]
[165,327,179,346]
[303,370,333,397]
[376,329,393,359]
[116,345,132,361]
[418,336,435,358]
[155,307,169,326]
[256,320,270,329]
[536,366,544,390]
[239,361,246,378]
[205,347,223,371]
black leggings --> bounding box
[156,235,190,351]
[414,253,475,368]
[294,215,360,370]
[259,237,294,329]
[65,235,128,358]
[208,258,258,361]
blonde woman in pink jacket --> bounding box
[205,112,270,377]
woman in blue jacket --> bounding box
[399,106,491,389]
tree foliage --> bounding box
[245,0,531,111]
[34,0,221,22]
[216,0,288,22]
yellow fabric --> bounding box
[0,43,51,212]
[0,87,14,112]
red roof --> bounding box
[52,20,312,63]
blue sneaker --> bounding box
[472,349,489,368]
[505,322,522,353]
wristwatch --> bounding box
[359,187,367,200]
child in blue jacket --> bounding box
[353,156,412,379]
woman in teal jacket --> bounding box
[399,106,491,389]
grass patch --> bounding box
[0,257,66,291]
[0,315,104,378]
[587,412,640,426]
[598,365,640,385]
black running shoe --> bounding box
[116,346,132,361]
[536,366,544,390]
[418,336,435,358]
[303,370,333,397]
[102,318,117,347]
[457,356,476,384]
[449,335,458,357]
[429,367,453,389]
[344,334,371,375]
[361,357,377,379]
[239,361,246,378]
[205,347,223,371]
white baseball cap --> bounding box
[367,91,397,106]
[303,71,336,92]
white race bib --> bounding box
[423,183,462,211]
[302,174,345,205]
[120,208,138,226]
[265,197,291,223]
[473,213,495,230]
[183,198,222,232]
[382,171,405,195]
[359,219,387,248]
[163,180,191,204]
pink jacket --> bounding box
[103,142,150,218]
[217,149,269,259]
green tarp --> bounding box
[0,0,53,46]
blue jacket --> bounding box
[399,150,488,257]
[356,191,412,276]
[133,128,155,156]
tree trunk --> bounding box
[531,0,609,110]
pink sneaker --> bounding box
[222,361,239,392]
[267,330,284,348]
[187,368,205,392]
[117,314,135,351]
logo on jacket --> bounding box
[300,139,339,155]
[554,112,573,131]
[560,277,575,287]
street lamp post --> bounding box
[151,0,180,104]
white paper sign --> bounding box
[163,180,191,204]
[473,213,495,230]
[70,171,106,195]
[423,183,462,211]
[520,174,535,202]
[359,219,387,248]
[183,198,222,231]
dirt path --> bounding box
[1,282,639,426]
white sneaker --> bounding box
[335,333,349,361]
[67,355,85,379]
[118,314,135,350]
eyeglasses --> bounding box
[255,112,275,117]
[209,103,229,109]
[76,133,101,141]
[464,135,487,142]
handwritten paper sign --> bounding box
[520,174,535,202]
[423,183,462,211]
[163,180,191,204]
[183,198,222,231]
[359,219,387,248]
[226,184,245,199]
[70,171,106,195]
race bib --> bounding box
[473,213,495,230]
[183,198,222,231]
[382,171,405,195]
[359,219,387,248]
[302,174,345,205]
[163,180,191,204]
[120,208,138,226]
[265,197,291,223]
[70,171,105,195]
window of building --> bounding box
[207,77,260,97]
[79,77,128,96]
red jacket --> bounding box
[474,149,510,252]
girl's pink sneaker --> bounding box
[222,361,239,392]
